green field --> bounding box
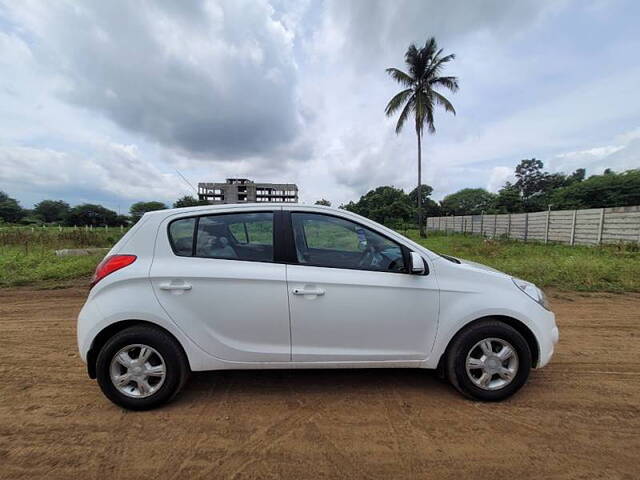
[0,227,125,288]
[0,225,638,291]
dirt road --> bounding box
[1,285,639,479]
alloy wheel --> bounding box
[465,337,519,391]
[109,344,166,398]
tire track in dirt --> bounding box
[0,286,639,479]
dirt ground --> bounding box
[0,285,639,480]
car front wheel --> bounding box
[446,319,532,401]
[96,325,189,410]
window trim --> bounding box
[286,211,413,275]
[166,209,428,275]
[167,210,277,264]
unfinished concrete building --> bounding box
[197,178,298,204]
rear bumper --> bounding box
[77,299,100,363]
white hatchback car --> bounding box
[77,204,558,410]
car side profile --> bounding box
[77,204,559,410]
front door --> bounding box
[287,211,439,362]
[151,210,291,362]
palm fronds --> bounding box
[385,36,458,135]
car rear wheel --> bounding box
[446,319,532,401]
[96,326,189,410]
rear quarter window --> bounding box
[169,217,196,256]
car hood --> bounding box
[436,254,510,278]
[459,258,505,275]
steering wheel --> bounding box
[387,258,400,272]
[357,246,375,269]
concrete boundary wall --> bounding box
[426,205,640,245]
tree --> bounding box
[551,169,640,209]
[408,185,441,216]
[115,214,131,226]
[494,182,523,213]
[0,191,25,223]
[342,186,413,225]
[440,188,496,215]
[173,196,208,208]
[385,37,458,237]
[315,199,332,207]
[510,160,589,211]
[408,184,432,205]
[567,168,586,184]
[33,200,70,223]
[130,201,168,222]
[514,158,546,205]
[65,204,122,226]
[18,209,43,225]
[513,158,564,211]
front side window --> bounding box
[291,213,406,272]
[169,212,274,262]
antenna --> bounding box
[176,170,197,195]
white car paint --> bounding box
[77,204,558,375]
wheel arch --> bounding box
[436,315,540,374]
[86,320,191,379]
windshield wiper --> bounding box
[435,252,461,264]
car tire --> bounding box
[96,325,189,410]
[446,319,532,401]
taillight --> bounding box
[91,254,137,288]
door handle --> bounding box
[159,282,192,291]
[292,287,325,296]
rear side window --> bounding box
[228,217,273,245]
[169,218,195,256]
[168,212,274,263]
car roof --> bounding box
[143,203,338,218]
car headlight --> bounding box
[512,278,550,310]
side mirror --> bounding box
[410,251,425,274]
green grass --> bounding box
[0,225,125,249]
[405,231,640,292]
[1,225,639,292]
[0,247,104,287]
[0,226,126,288]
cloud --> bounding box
[292,0,576,202]
[487,167,514,192]
[556,146,625,159]
[4,1,303,158]
[312,0,565,70]
[550,127,640,176]
[0,143,190,210]
[0,0,639,211]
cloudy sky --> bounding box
[1,0,639,212]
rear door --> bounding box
[150,208,291,362]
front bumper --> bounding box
[536,311,559,368]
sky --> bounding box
[1,0,639,213]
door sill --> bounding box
[193,359,428,371]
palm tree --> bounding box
[385,37,458,237]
